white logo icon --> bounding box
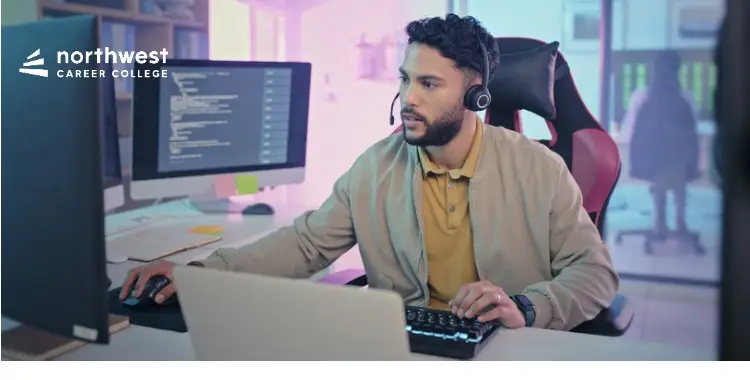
[19,49,48,77]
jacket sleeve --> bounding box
[196,169,358,278]
[522,157,620,330]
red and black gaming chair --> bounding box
[487,38,621,235]
[319,37,634,337]
[483,37,632,335]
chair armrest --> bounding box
[570,293,635,337]
[317,269,367,286]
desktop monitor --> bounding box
[1,15,111,346]
[130,59,312,211]
[100,60,125,211]
[717,3,750,360]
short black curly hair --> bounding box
[405,14,499,83]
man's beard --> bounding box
[402,102,465,147]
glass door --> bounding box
[602,0,725,285]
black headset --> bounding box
[389,33,491,125]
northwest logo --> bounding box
[17,47,168,79]
[19,49,48,77]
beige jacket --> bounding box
[198,122,620,331]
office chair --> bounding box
[318,37,634,337]
[614,200,706,255]
[485,37,632,336]
[613,78,706,256]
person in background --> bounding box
[121,14,619,331]
[623,51,701,239]
[711,18,726,185]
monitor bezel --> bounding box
[718,0,750,361]
[0,14,110,344]
[131,59,311,182]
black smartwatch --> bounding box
[510,295,536,327]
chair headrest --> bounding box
[488,38,569,120]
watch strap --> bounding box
[510,294,536,327]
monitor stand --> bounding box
[1,314,130,361]
[183,189,276,216]
[2,277,127,360]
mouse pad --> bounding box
[107,288,187,333]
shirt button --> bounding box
[448,182,454,188]
[448,205,455,213]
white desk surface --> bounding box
[23,200,716,361]
[58,322,713,361]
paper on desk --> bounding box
[190,225,224,235]
[214,174,237,198]
[235,174,259,195]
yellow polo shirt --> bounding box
[418,121,483,310]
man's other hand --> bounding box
[448,280,526,329]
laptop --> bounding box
[172,266,413,360]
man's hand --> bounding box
[119,260,177,304]
[448,280,526,329]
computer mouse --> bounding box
[121,274,177,309]
[242,203,275,215]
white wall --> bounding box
[613,0,724,50]
[612,0,670,50]
[210,0,252,60]
[295,0,447,206]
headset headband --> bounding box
[475,33,489,90]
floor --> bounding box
[602,175,721,354]
[605,182,722,284]
[614,279,719,356]
[603,132,722,284]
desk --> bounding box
[56,320,713,360]
[102,200,327,285]
[14,201,718,361]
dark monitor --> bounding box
[1,15,110,344]
[99,60,124,211]
[130,59,311,207]
[717,2,750,361]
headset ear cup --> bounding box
[464,85,491,112]
[464,85,481,111]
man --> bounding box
[121,14,619,331]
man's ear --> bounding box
[463,68,482,87]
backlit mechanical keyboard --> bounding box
[405,305,500,359]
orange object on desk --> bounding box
[189,225,224,235]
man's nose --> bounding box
[402,86,420,110]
